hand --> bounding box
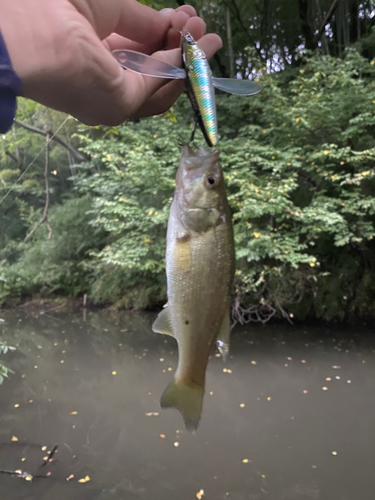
[0,0,222,125]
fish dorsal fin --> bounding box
[152,306,174,337]
[216,309,231,361]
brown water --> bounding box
[0,310,374,500]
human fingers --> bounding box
[105,10,206,55]
[175,5,197,17]
[104,6,199,54]
[73,0,173,44]
[165,15,206,50]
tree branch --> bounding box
[14,120,86,162]
[313,0,339,45]
[24,134,52,242]
[5,150,22,167]
[221,0,263,60]
[214,52,229,78]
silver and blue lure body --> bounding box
[112,31,261,147]
[181,31,217,147]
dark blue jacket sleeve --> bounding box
[0,29,22,134]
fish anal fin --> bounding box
[160,379,204,433]
[152,307,174,337]
[216,309,231,361]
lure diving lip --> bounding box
[112,31,261,147]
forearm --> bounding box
[0,28,21,133]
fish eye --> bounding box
[205,175,219,189]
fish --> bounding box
[152,145,235,431]
[112,30,261,147]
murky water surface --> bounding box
[0,310,374,500]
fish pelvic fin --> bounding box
[152,307,174,337]
[160,379,204,433]
[216,309,231,362]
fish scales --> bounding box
[167,206,233,386]
[152,145,234,431]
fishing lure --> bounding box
[112,30,261,147]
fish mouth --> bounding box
[181,145,220,168]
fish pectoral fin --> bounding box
[152,307,174,337]
[216,309,231,361]
[160,379,204,433]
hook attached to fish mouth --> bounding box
[180,144,220,165]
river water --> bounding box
[0,310,374,500]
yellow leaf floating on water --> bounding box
[160,434,166,439]
[267,397,272,401]
[41,446,47,451]
[322,387,328,391]
[240,403,245,408]
[112,371,117,376]
[331,451,338,456]
[145,412,159,417]
[173,442,179,448]
[70,411,78,415]
[14,404,19,408]
[78,476,91,484]
[25,475,33,481]
[196,489,204,499]
[242,459,249,464]
[11,436,18,442]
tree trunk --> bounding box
[349,0,359,42]
[226,7,235,78]
[298,0,316,50]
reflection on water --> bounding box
[0,310,375,499]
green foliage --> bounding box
[222,48,375,320]
[0,324,15,384]
[1,48,375,320]
[74,116,181,306]
[0,197,106,303]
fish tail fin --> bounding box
[160,379,204,433]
